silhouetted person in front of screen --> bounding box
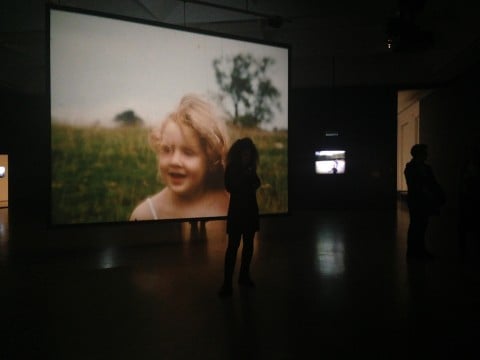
[404,144,445,260]
[332,160,338,174]
[457,139,480,259]
[219,137,261,298]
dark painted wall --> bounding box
[420,63,480,215]
[290,87,398,212]
[2,92,50,251]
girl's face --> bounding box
[158,121,208,198]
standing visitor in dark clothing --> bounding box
[404,144,445,260]
[219,137,261,297]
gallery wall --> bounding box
[419,62,480,216]
[290,87,398,212]
[0,4,477,253]
[4,63,475,251]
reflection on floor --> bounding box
[0,202,479,359]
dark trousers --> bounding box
[223,231,255,286]
[407,208,429,255]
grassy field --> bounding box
[51,123,288,224]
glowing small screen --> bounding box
[315,150,346,174]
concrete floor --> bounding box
[0,201,479,359]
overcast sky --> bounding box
[50,9,289,130]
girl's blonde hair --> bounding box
[150,94,230,189]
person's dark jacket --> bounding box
[404,160,445,215]
[225,164,260,234]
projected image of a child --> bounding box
[129,94,230,220]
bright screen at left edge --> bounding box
[49,8,289,225]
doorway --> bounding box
[397,90,430,192]
[0,154,7,208]
[0,154,8,261]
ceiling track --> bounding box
[182,0,274,19]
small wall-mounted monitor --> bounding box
[0,166,5,178]
[315,150,346,174]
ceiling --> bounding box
[1,0,479,96]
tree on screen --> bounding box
[213,54,281,127]
[114,110,144,127]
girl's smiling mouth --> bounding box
[168,171,187,182]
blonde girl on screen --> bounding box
[130,94,230,221]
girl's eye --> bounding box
[160,145,171,154]
[183,148,195,156]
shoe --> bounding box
[238,277,255,288]
[218,285,233,298]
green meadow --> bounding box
[51,123,288,224]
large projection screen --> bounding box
[49,6,289,225]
